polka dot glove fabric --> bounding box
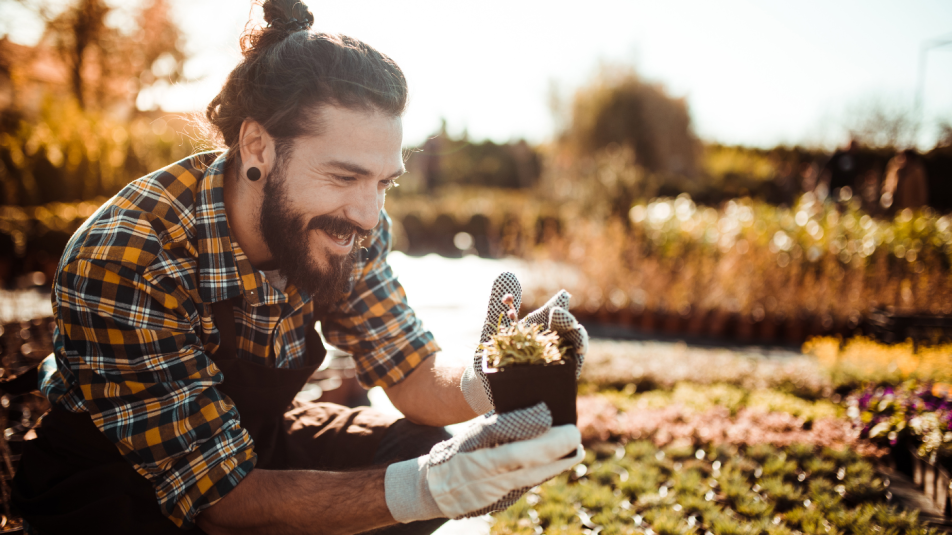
[459,272,521,414]
[384,402,584,522]
[459,272,589,415]
[522,289,589,380]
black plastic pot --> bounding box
[483,351,577,426]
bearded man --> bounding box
[11,1,588,534]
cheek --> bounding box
[292,182,339,215]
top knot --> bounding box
[270,16,312,34]
[263,0,314,34]
[241,0,314,54]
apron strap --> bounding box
[209,297,326,365]
[210,297,241,361]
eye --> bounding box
[335,175,357,183]
[380,179,399,190]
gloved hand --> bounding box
[460,272,589,415]
[384,403,583,521]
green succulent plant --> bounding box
[482,320,565,369]
[481,297,566,369]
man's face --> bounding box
[258,106,404,305]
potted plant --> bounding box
[480,295,577,426]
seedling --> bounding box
[481,293,566,370]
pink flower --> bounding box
[575,394,886,457]
[576,395,619,443]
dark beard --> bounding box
[258,162,372,308]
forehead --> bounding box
[291,105,404,170]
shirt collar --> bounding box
[194,151,307,309]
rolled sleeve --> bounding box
[56,258,256,528]
[322,211,441,389]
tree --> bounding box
[841,97,920,150]
[558,65,701,177]
[6,0,188,112]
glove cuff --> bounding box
[385,455,444,523]
[460,364,494,416]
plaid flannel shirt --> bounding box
[38,151,440,528]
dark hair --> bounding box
[205,0,408,166]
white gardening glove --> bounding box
[460,272,590,415]
[384,403,583,522]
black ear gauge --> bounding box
[247,167,262,181]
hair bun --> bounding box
[263,0,314,34]
[242,0,314,55]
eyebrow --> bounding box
[327,160,406,180]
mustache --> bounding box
[307,214,374,242]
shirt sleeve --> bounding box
[55,257,256,529]
[321,210,441,388]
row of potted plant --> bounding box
[574,384,881,458]
[518,194,951,342]
[580,336,952,401]
[570,306,868,346]
[492,440,936,535]
[580,339,832,400]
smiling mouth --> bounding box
[322,229,355,248]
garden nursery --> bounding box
[2,4,952,532]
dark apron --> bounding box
[12,298,327,534]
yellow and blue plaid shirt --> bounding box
[38,151,440,528]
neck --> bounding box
[223,161,275,270]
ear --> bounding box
[238,119,276,182]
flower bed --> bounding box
[848,381,952,462]
[574,385,883,458]
[805,336,952,391]
[492,441,936,535]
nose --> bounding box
[344,181,382,232]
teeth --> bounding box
[329,231,351,242]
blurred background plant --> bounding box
[806,336,952,389]
[0,0,198,290]
[1,12,950,346]
[3,0,189,115]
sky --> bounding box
[4,0,952,149]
